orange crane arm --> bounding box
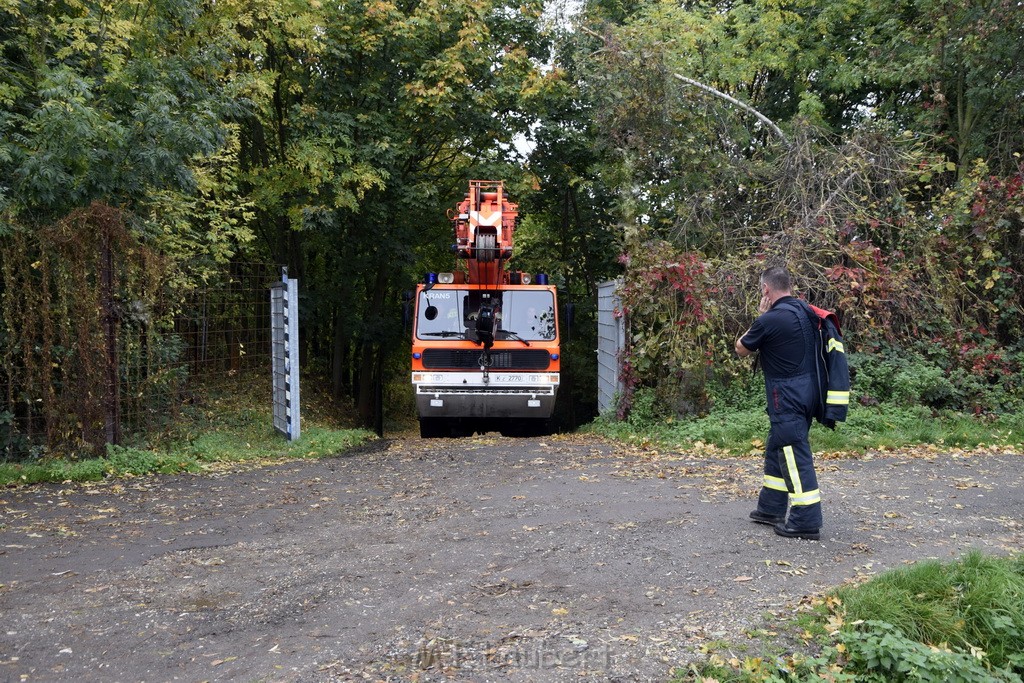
[451,180,520,286]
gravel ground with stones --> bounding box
[1,432,1022,682]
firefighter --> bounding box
[735,267,822,540]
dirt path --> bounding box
[1,434,1022,682]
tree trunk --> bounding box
[356,266,388,425]
[332,306,348,399]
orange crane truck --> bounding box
[410,180,561,438]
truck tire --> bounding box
[419,417,448,439]
[500,418,550,437]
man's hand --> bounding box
[758,294,771,313]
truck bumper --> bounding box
[412,371,559,418]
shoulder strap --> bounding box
[776,298,821,332]
[775,298,821,374]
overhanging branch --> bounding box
[580,26,788,145]
[670,73,788,144]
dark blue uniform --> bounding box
[740,296,823,531]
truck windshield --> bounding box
[416,289,556,341]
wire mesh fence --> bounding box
[1,212,282,461]
[118,261,281,445]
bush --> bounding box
[105,445,163,475]
[850,341,1024,413]
[626,386,666,428]
[891,363,956,407]
[674,553,1024,683]
[850,349,953,408]
[706,364,765,412]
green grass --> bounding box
[835,551,1024,671]
[674,551,1024,682]
[0,426,374,486]
[0,375,376,486]
[587,402,1024,456]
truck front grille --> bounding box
[421,348,551,370]
[418,386,556,396]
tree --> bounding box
[515,23,625,426]
[805,0,1024,174]
[0,0,257,456]
[242,0,558,424]
[0,0,234,225]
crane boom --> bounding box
[452,180,521,285]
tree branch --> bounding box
[670,73,788,144]
[579,25,788,144]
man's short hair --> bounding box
[760,267,792,293]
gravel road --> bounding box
[1,433,1022,682]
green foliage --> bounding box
[569,0,1024,426]
[851,350,958,409]
[616,242,732,418]
[850,340,1024,413]
[840,620,1021,682]
[105,446,167,476]
[0,396,374,486]
[675,553,1024,682]
[0,422,373,486]
[837,551,1024,673]
[227,0,557,424]
[680,650,855,683]
[624,387,664,428]
[0,0,235,219]
[2,0,1022,452]
[587,401,1024,456]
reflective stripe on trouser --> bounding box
[756,416,823,530]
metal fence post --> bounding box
[597,279,624,415]
[271,268,300,441]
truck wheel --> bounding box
[419,418,448,439]
[523,418,551,437]
[500,418,550,437]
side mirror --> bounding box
[564,302,575,331]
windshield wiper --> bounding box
[419,331,466,338]
[496,330,531,346]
